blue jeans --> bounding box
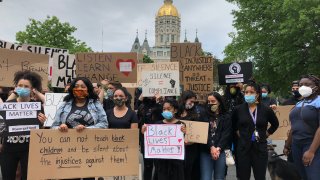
[200,151,226,180]
[291,141,320,180]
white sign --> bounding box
[0,102,41,111]
[8,125,39,133]
[44,93,68,127]
[119,62,132,72]
[141,70,180,97]
[144,124,185,160]
[6,111,37,120]
[52,54,76,88]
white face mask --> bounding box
[298,86,313,98]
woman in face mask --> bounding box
[260,83,277,110]
[200,92,232,180]
[106,87,138,129]
[141,99,186,180]
[0,71,46,180]
[177,90,203,180]
[224,84,244,113]
[231,80,279,180]
[283,75,320,180]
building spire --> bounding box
[195,29,199,43]
[164,0,173,4]
[184,29,188,42]
[145,29,148,40]
[134,29,140,43]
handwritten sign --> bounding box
[0,48,49,90]
[52,54,76,88]
[141,70,180,97]
[144,124,185,160]
[28,129,139,179]
[0,39,22,50]
[181,120,209,144]
[181,56,214,100]
[0,102,41,136]
[76,52,138,83]
[269,105,294,140]
[43,93,68,127]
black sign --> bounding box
[218,62,253,85]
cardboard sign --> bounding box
[52,54,76,88]
[141,70,180,97]
[181,120,209,144]
[0,39,22,50]
[0,102,41,136]
[22,44,68,58]
[269,105,294,140]
[76,52,138,83]
[43,93,68,127]
[144,124,185,160]
[0,48,49,90]
[28,129,139,179]
[181,56,214,100]
[217,62,253,85]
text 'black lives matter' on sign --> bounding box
[52,54,76,88]
[0,48,49,89]
[218,62,253,85]
[0,102,41,136]
[28,129,139,179]
[144,124,185,160]
[44,93,68,127]
[76,52,138,83]
[141,70,180,97]
[181,56,214,100]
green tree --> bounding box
[16,16,92,54]
[143,54,154,63]
[224,0,320,96]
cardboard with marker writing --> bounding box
[0,39,22,51]
[75,52,138,83]
[181,120,209,144]
[52,54,76,88]
[0,48,49,90]
[0,102,42,137]
[28,129,139,179]
[43,93,68,127]
[269,105,294,140]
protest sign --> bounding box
[181,56,214,100]
[76,52,138,83]
[52,54,76,88]
[181,120,209,144]
[43,93,68,127]
[141,70,180,97]
[218,62,253,85]
[144,124,185,160]
[269,105,294,140]
[0,102,41,136]
[0,48,49,89]
[0,39,22,50]
[170,43,202,84]
[28,129,139,179]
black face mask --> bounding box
[113,98,125,107]
[292,90,301,98]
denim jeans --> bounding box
[200,151,226,180]
[292,141,320,180]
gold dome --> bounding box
[157,1,179,17]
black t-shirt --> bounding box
[65,101,94,128]
[106,108,138,129]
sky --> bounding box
[0,0,237,59]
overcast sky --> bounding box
[0,0,237,59]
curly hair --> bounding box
[244,79,262,103]
[64,77,98,102]
[13,70,43,91]
[300,74,320,95]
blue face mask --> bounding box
[16,87,31,97]
[162,111,173,120]
[262,93,268,98]
[106,89,114,98]
[245,95,256,104]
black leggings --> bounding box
[0,150,29,180]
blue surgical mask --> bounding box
[245,95,256,104]
[106,89,114,98]
[16,87,31,97]
[262,93,268,98]
[162,111,173,120]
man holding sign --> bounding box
[0,71,46,180]
[141,99,186,180]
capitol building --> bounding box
[130,0,200,62]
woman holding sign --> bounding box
[0,70,47,180]
[231,80,279,180]
[141,99,186,180]
[200,92,232,180]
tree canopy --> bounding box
[224,0,320,96]
[16,16,92,54]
